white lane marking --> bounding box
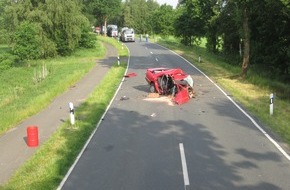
[57,46,131,190]
[155,57,159,62]
[179,143,190,186]
[145,47,148,50]
[150,51,153,54]
[156,43,290,161]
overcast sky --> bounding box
[155,0,178,8]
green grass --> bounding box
[2,64,126,190]
[0,44,10,54]
[156,37,290,145]
[0,41,105,135]
[1,36,127,190]
[97,35,128,57]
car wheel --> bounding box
[149,83,156,93]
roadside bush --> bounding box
[40,35,57,58]
[79,32,97,48]
[12,22,42,60]
[54,31,74,56]
[0,53,19,71]
[0,29,8,44]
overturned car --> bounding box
[145,67,194,104]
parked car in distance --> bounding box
[145,67,194,104]
[121,28,135,42]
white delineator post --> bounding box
[118,56,120,66]
[270,93,274,116]
[69,102,75,125]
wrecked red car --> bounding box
[145,67,194,104]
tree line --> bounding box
[0,0,289,81]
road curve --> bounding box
[59,41,290,190]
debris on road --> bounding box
[147,93,160,98]
[124,72,137,78]
[120,96,129,101]
[143,96,174,106]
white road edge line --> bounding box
[155,57,159,62]
[179,143,190,186]
[57,45,131,190]
[155,43,290,161]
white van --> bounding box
[121,28,135,42]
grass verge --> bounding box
[156,37,290,146]
[1,36,128,190]
[2,64,126,190]
[0,40,105,135]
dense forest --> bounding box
[0,0,289,81]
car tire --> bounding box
[149,83,156,93]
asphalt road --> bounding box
[59,41,290,190]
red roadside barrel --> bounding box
[27,126,38,147]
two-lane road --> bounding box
[59,41,290,190]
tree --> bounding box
[120,0,159,34]
[240,2,251,77]
[121,0,134,28]
[12,21,42,60]
[220,0,290,78]
[197,0,219,53]
[0,0,8,44]
[249,0,290,78]
[44,0,91,55]
[146,0,160,34]
[174,6,194,45]
[214,1,240,55]
[151,4,175,36]
[125,0,148,34]
[208,0,252,76]
[86,0,122,35]
[175,0,212,45]
[3,0,91,58]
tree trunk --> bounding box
[241,8,250,77]
[104,16,107,37]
